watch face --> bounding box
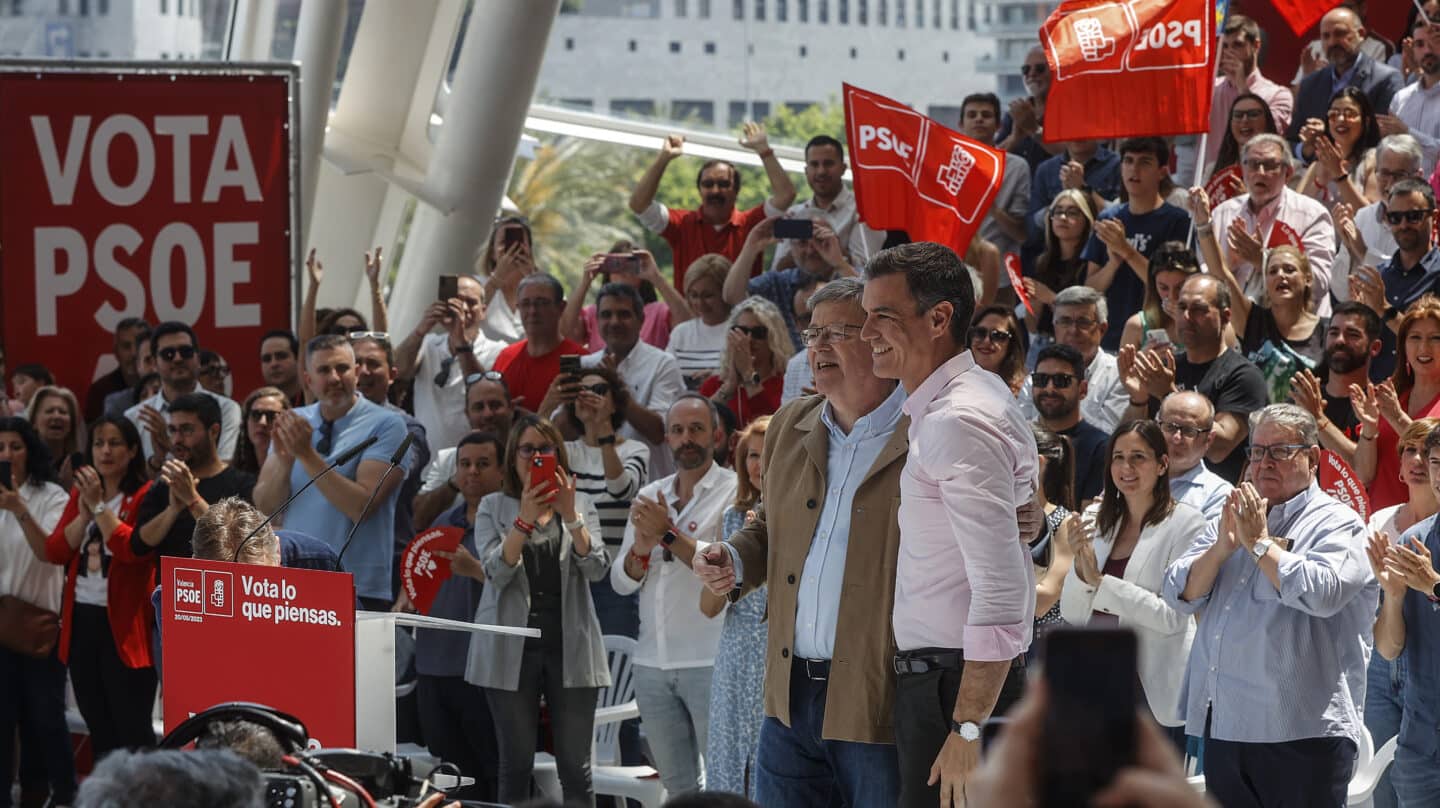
[661,530,677,546]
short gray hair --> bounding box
[1377,134,1424,174]
[808,276,865,309]
[1053,285,1109,325]
[1241,134,1294,172]
[76,749,264,808]
[1249,403,1319,447]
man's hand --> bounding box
[1229,483,1268,553]
[634,249,665,285]
[1009,97,1039,137]
[692,543,736,595]
[161,459,199,505]
[1349,265,1387,317]
[738,121,770,153]
[1289,369,1326,421]
[274,411,316,464]
[1226,219,1264,266]
[1016,493,1044,543]
[660,133,685,161]
[812,223,846,269]
[1094,219,1130,255]
[364,246,383,290]
[1333,203,1368,261]
[1218,50,1245,86]
[1368,532,1409,600]
[928,730,982,807]
[1133,347,1177,400]
[305,247,323,288]
[414,301,449,337]
[434,545,485,582]
[745,216,780,250]
[137,405,171,457]
[1059,160,1086,191]
[1377,114,1411,137]
[537,373,581,418]
[630,494,671,552]
[1117,345,1149,403]
[1185,186,1212,228]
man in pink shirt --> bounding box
[860,242,1039,808]
[1206,15,1294,170]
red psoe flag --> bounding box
[1041,0,1216,142]
[1270,0,1332,36]
[842,83,1005,255]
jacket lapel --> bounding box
[798,403,830,481]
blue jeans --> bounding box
[754,663,901,808]
[1366,654,1407,808]
[1393,743,1440,808]
[632,664,712,797]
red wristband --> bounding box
[513,517,535,535]
[630,548,651,571]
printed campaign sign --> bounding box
[1320,450,1371,522]
[400,527,464,615]
[162,556,355,747]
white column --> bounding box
[387,0,563,337]
[292,0,347,246]
[226,0,277,61]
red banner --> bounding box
[0,66,296,401]
[1204,164,1244,210]
[400,527,464,615]
[1041,0,1216,141]
[1320,450,1371,522]
[162,557,355,747]
[1270,0,1331,36]
[843,83,1004,255]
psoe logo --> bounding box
[204,571,234,618]
[1045,0,1210,80]
[1073,16,1117,62]
[935,145,976,196]
[173,568,204,615]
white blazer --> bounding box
[1059,502,1207,726]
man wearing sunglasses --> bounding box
[1332,134,1421,296]
[1372,179,1440,332]
[1030,344,1108,503]
[994,46,1062,173]
[628,124,796,290]
[124,321,241,470]
[1165,404,1377,808]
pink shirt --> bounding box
[1207,70,1295,167]
[893,351,1039,661]
[1208,187,1335,317]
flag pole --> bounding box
[1188,0,1229,250]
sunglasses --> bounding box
[732,325,769,340]
[968,326,1013,345]
[1386,209,1433,225]
[1020,63,1047,75]
[1031,372,1076,389]
[465,370,505,386]
[158,345,197,362]
[348,331,390,343]
[579,383,611,396]
[1049,207,1085,221]
[248,409,281,424]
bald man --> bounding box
[1158,391,1233,523]
[1288,7,1401,158]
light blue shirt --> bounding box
[283,395,410,600]
[1169,461,1231,524]
[1163,481,1378,745]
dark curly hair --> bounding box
[563,365,630,432]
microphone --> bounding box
[232,436,379,562]
[337,432,414,568]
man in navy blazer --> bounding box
[1287,7,1401,159]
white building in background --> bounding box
[0,0,203,61]
[537,0,1023,131]
[972,0,1054,99]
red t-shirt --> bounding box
[699,374,784,429]
[1371,389,1440,510]
[664,204,768,290]
[493,339,586,412]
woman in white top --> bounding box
[478,216,536,344]
[1060,418,1206,751]
[0,417,76,805]
[667,254,735,388]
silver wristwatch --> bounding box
[91,501,105,516]
[951,719,982,742]
[1252,538,1273,561]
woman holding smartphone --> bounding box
[455,415,610,806]
[1060,419,1206,750]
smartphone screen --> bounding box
[0,461,11,489]
[437,274,459,303]
[528,455,557,490]
[70,452,85,471]
[558,354,582,381]
[501,227,525,249]
[601,253,639,275]
[1143,328,1172,350]
[1040,628,1138,807]
[773,218,815,240]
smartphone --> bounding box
[70,452,85,471]
[501,227,526,249]
[1143,328,1172,350]
[0,461,10,489]
[601,253,640,275]
[1040,628,1138,807]
[558,354,582,382]
[773,218,814,240]
[437,274,459,303]
[528,454,558,490]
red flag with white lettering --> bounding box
[1041,0,1216,141]
[842,83,1005,255]
[1270,0,1331,36]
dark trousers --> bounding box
[0,646,76,808]
[754,661,902,808]
[485,643,599,807]
[1203,731,1356,808]
[68,604,157,763]
[893,653,1026,808]
[417,674,499,802]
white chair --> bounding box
[1186,728,1399,807]
[533,634,667,808]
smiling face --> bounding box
[1388,190,1435,254]
[1229,97,1266,146]
[1109,430,1167,500]
[860,272,953,388]
[456,440,503,501]
[303,345,359,409]
[804,143,845,200]
[968,312,1015,375]
[808,299,876,397]
[1031,357,1084,421]
[466,380,513,434]
[89,422,137,480]
[698,163,739,218]
[351,339,395,405]
[1157,393,1214,473]
[685,275,729,324]
[1022,47,1051,97]
[597,293,641,355]
[1405,316,1440,382]
[1324,314,1377,374]
[1326,95,1364,152]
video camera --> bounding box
[160,702,490,808]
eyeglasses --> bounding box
[1020,63,1047,76]
[201,365,230,378]
[465,371,505,386]
[968,326,1013,345]
[1031,372,1077,389]
[1378,169,1416,183]
[1157,420,1212,440]
[515,443,557,459]
[1230,108,1265,121]
[800,324,863,347]
[1386,209,1434,225]
[1049,207,1085,221]
[1247,443,1311,463]
[732,324,769,340]
[248,409,281,424]
[578,383,611,396]
[700,179,734,189]
[1242,158,1286,174]
[158,345,197,362]
[1053,316,1098,331]
[1327,108,1362,121]
[348,331,390,343]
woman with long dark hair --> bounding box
[1060,420,1206,750]
[233,386,290,476]
[968,304,1029,395]
[36,415,156,760]
[1299,86,1383,211]
[0,417,75,806]
[1031,425,1077,650]
[1209,93,1279,188]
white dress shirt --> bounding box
[1332,200,1400,302]
[1390,78,1440,174]
[0,480,70,612]
[769,187,887,270]
[125,387,242,461]
[611,462,736,669]
[411,332,507,454]
[583,341,686,479]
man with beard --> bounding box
[612,394,736,797]
[629,124,796,289]
[1382,18,1440,173]
[994,45,1063,172]
[83,317,150,422]
[125,321,242,466]
[726,213,855,348]
[1206,134,1335,316]
[132,393,255,559]
[1289,7,1401,157]
[254,335,410,610]
[769,135,885,270]
[258,330,304,407]
[414,374,515,531]
[1332,135,1422,296]
[1289,303,1383,468]
[1030,344,1108,503]
[1372,180,1440,324]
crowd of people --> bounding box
[6,3,1440,807]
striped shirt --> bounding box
[667,318,728,378]
[565,438,650,547]
[1163,481,1379,745]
